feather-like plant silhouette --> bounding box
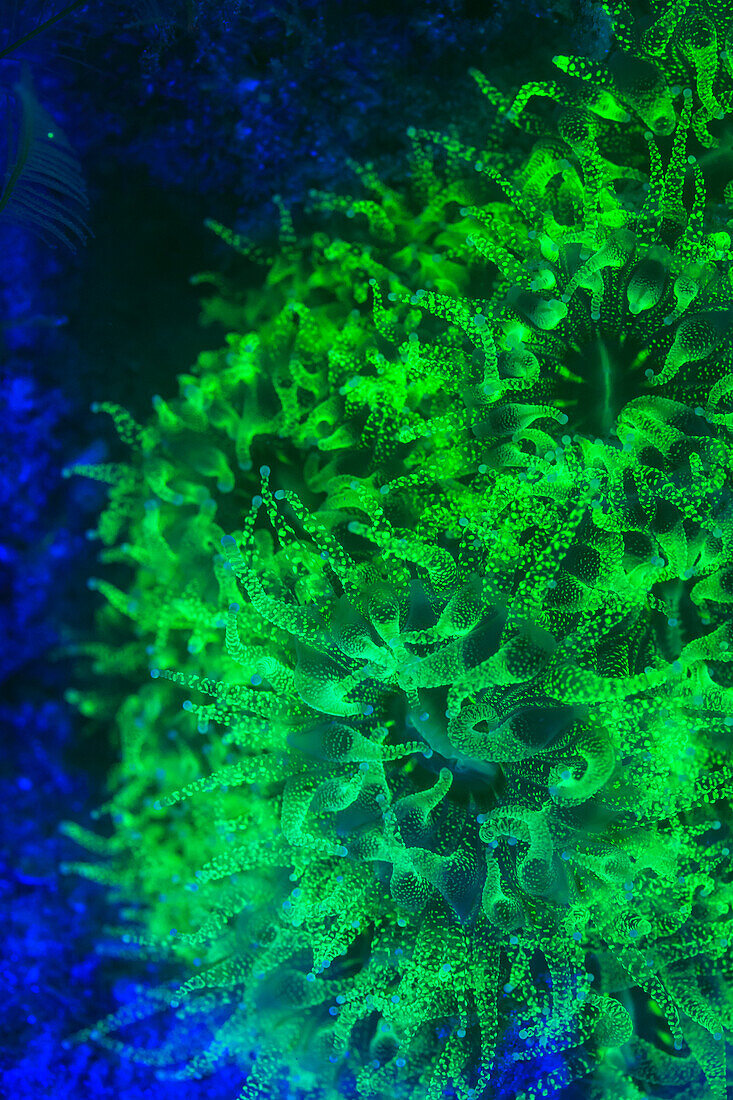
[0,73,89,248]
[0,1,90,249]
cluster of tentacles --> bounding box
[64,3,733,1099]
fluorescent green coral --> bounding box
[62,5,733,1099]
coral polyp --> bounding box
[64,4,733,1099]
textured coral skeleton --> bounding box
[63,3,733,1098]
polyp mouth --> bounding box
[559,331,654,441]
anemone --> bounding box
[64,4,733,1099]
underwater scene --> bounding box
[5,2,733,1098]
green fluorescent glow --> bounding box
[63,4,733,1098]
